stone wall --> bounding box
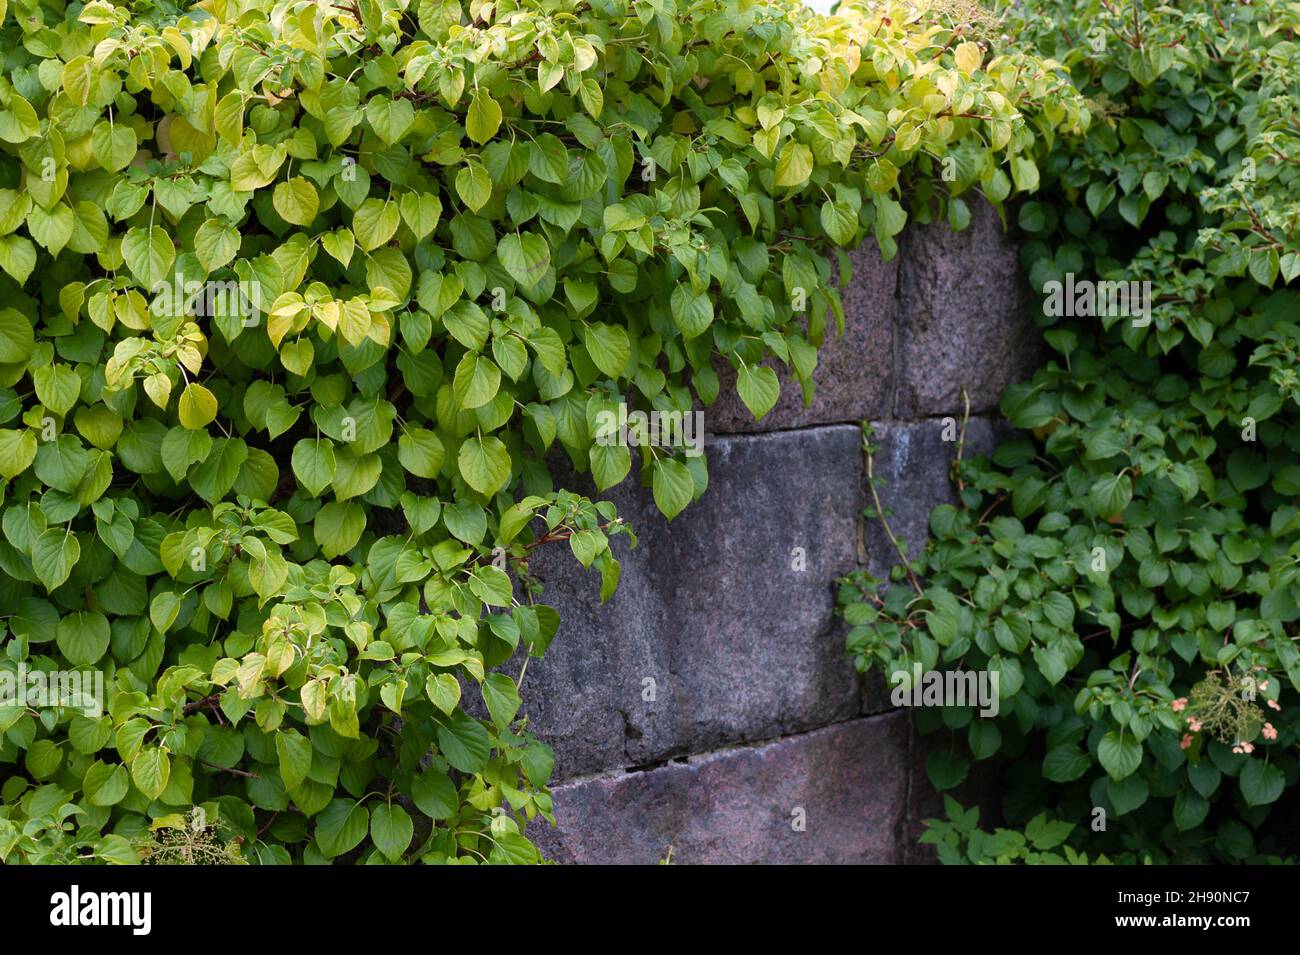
[520,199,1039,864]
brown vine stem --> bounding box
[199,758,259,780]
[183,691,222,714]
[976,494,1005,527]
[466,517,625,569]
[862,425,924,598]
[954,385,970,501]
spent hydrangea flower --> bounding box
[1172,697,1188,712]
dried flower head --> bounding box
[1186,667,1268,748]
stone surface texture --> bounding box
[895,197,1041,417]
[518,199,1038,864]
[522,425,865,779]
[528,714,910,864]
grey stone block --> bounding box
[529,713,911,864]
[707,241,897,432]
[895,196,1042,417]
[519,425,866,779]
[862,416,1005,580]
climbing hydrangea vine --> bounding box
[0,0,1075,863]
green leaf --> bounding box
[366,97,415,146]
[497,232,551,290]
[352,198,400,252]
[1042,744,1090,782]
[1240,759,1284,807]
[272,177,320,226]
[83,761,130,806]
[411,770,458,820]
[320,229,355,267]
[425,672,461,714]
[436,711,491,773]
[468,566,513,607]
[466,88,503,144]
[121,225,176,289]
[528,134,568,183]
[399,192,442,240]
[0,428,36,479]
[213,91,245,144]
[774,141,813,188]
[455,162,492,212]
[35,434,89,493]
[276,728,314,791]
[33,365,80,417]
[582,323,630,378]
[820,200,857,244]
[33,528,80,591]
[149,591,181,634]
[736,363,779,420]
[0,308,34,362]
[91,122,137,173]
[314,501,366,558]
[194,218,241,273]
[451,353,501,410]
[589,441,631,491]
[1041,592,1075,630]
[24,739,63,778]
[315,798,370,859]
[441,301,488,351]
[1097,731,1142,781]
[457,435,511,496]
[1107,774,1149,815]
[292,439,337,496]
[27,203,75,255]
[1024,813,1074,850]
[397,428,444,479]
[1088,473,1132,517]
[0,236,35,285]
[926,750,970,791]
[1011,155,1040,191]
[177,382,218,429]
[1032,643,1069,685]
[482,672,521,728]
[370,804,413,861]
[652,458,694,520]
[1173,788,1209,831]
[670,284,714,339]
[130,745,171,800]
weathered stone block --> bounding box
[520,426,866,779]
[862,416,1005,580]
[895,197,1041,417]
[529,713,910,864]
[707,241,897,432]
